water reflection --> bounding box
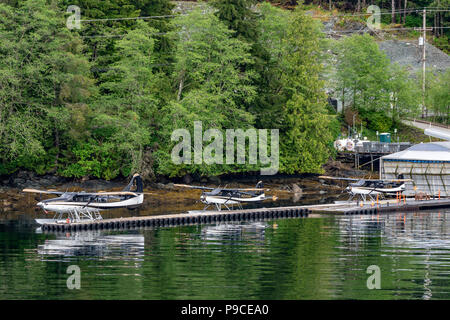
[338,212,450,248]
[2,210,450,299]
[200,222,268,244]
[336,211,450,300]
[37,231,144,258]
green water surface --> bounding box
[1,210,450,299]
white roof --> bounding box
[381,141,450,162]
[424,128,450,141]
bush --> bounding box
[404,14,422,28]
[360,110,393,133]
[433,35,449,54]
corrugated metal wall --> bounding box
[380,159,450,196]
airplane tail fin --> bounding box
[255,181,264,195]
[123,173,144,193]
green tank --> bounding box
[379,133,391,143]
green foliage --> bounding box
[89,21,158,179]
[334,34,421,133]
[359,110,393,132]
[277,7,334,173]
[427,69,450,123]
[433,35,450,54]
[335,34,391,112]
[154,8,258,177]
[404,15,422,28]
[0,0,94,175]
[61,141,122,180]
[2,1,428,181]
[211,0,259,42]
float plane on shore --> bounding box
[174,181,277,211]
[23,174,145,224]
[319,175,412,202]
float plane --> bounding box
[319,175,412,202]
[23,174,145,224]
[174,181,277,211]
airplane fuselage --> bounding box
[37,194,144,214]
[348,183,405,195]
[201,194,265,205]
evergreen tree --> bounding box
[155,8,257,177]
[0,0,94,175]
[65,21,159,180]
[211,0,259,42]
[278,7,335,173]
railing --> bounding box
[409,118,450,129]
[354,142,412,154]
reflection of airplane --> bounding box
[37,230,144,257]
[174,181,277,211]
[320,175,411,202]
[23,174,146,224]
[200,222,268,243]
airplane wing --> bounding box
[86,191,139,196]
[318,176,360,181]
[22,188,65,195]
[221,188,268,191]
[319,176,412,183]
[173,184,214,190]
[174,184,268,192]
[23,189,139,197]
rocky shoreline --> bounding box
[1,159,369,190]
[0,159,371,212]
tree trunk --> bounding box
[438,0,442,37]
[392,0,396,24]
[403,0,407,24]
[434,13,437,37]
[357,0,361,12]
[54,128,60,167]
[177,70,185,102]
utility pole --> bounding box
[422,9,426,119]
[415,10,432,119]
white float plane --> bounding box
[23,174,145,224]
[319,175,411,202]
[174,181,277,211]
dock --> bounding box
[40,198,450,232]
[41,206,310,232]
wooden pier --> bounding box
[40,198,450,233]
[307,198,450,215]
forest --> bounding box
[0,0,448,181]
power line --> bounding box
[309,8,450,18]
[81,32,167,39]
[326,26,450,34]
[80,14,183,23]
[75,8,449,24]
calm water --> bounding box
[1,209,450,299]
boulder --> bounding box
[291,183,303,194]
[183,174,193,185]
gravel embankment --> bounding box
[379,40,450,73]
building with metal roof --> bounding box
[380,142,450,197]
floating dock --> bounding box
[40,198,450,232]
[41,206,310,232]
